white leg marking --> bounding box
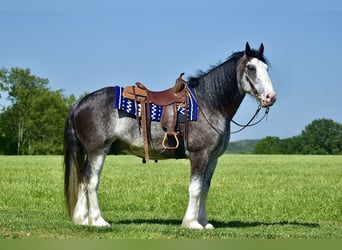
[182,159,217,230]
[72,182,89,225]
[87,154,110,227]
[182,177,206,229]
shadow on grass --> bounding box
[114,218,181,226]
[214,220,320,228]
[113,219,319,228]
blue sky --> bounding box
[1,1,342,141]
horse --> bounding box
[64,42,276,229]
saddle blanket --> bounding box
[114,85,197,121]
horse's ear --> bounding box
[245,42,251,56]
[259,43,264,55]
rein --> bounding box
[185,84,270,135]
[230,106,269,134]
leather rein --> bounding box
[230,106,269,134]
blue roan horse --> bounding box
[64,42,276,229]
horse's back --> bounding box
[75,87,116,111]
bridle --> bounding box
[229,65,270,134]
[185,64,270,135]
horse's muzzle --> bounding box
[260,92,276,107]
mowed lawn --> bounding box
[0,154,341,239]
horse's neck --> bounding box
[224,94,245,120]
[195,77,245,120]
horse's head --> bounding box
[238,42,276,107]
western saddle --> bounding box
[122,73,189,161]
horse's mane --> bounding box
[187,49,268,84]
[186,48,268,111]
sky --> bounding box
[1,1,342,141]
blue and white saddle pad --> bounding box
[114,85,197,121]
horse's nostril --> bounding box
[262,93,276,107]
[266,94,271,100]
[266,93,276,102]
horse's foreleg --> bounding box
[182,176,208,229]
[85,152,110,226]
[198,159,218,229]
[182,158,218,229]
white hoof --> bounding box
[73,216,89,226]
[90,217,111,227]
[182,219,215,230]
[204,223,214,229]
[181,220,204,230]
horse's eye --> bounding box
[247,64,256,73]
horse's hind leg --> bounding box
[72,181,89,225]
[182,156,218,229]
[85,151,110,226]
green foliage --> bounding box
[226,139,259,154]
[253,136,281,154]
[301,119,342,154]
[0,155,341,239]
[0,67,76,155]
[253,119,342,155]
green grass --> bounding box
[0,154,341,239]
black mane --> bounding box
[186,48,268,113]
[187,49,268,84]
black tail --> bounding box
[64,107,86,218]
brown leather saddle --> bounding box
[122,73,188,161]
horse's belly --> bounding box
[112,117,187,160]
[110,137,187,160]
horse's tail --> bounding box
[64,106,86,218]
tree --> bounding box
[0,67,75,154]
[1,67,50,154]
[278,136,302,154]
[0,106,17,154]
[300,119,342,154]
[253,136,281,154]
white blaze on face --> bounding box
[245,58,276,107]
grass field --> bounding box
[0,154,341,239]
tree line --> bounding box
[253,119,342,155]
[1,67,341,155]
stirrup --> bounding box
[162,132,179,150]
